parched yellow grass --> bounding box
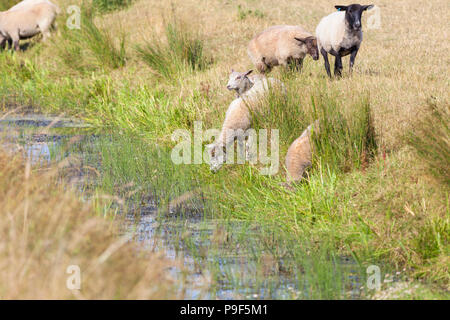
[0,150,181,299]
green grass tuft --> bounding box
[406,99,450,186]
[55,8,126,73]
[311,93,377,173]
[92,0,133,13]
[136,20,210,79]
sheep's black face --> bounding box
[335,4,374,31]
[308,39,319,61]
[295,37,319,61]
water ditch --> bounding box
[0,113,369,299]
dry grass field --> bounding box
[0,151,181,299]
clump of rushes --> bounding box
[136,20,210,79]
[311,93,377,173]
[406,99,450,186]
[0,151,180,299]
[250,84,377,174]
[56,8,126,73]
[92,0,133,13]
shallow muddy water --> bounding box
[0,113,369,299]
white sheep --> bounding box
[247,25,319,74]
[8,0,60,12]
[207,71,286,172]
[285,120,319,184]
[0,2,58,51]
[315,4,373,77]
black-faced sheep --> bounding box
[316,4,374,77]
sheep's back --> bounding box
[248,25,312,64]
[285,134,312,182]
[4,3,56,24]
[9,0,55,11]
[315,11,346,52]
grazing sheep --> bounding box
[315,4,374,77]
[226,69,286,98]
[247,25,319,74]
[206,97,252,172]
[8,0,60,13]
[207,71,285,172]
[0,3,58,51]
[285,121,320,184]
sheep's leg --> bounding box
[40,23,52,42]
[320,48,331,78]
[334,55,343,77]
[349,48,359,74]
[7,39,13,50]
[260,57,272,74]
[0,35,6,51]
[295,58,304,73]
[9,31,20,51]
[42,30,52,41]
[285,57,295,72]
[11,35,20,51]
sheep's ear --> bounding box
[244,70,253,76]
[362,4,374,11]
[296,37,315,46]
[335,5,348,11]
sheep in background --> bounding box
[8,0,60,13]
[207,71,286,172]
[316,4,374,77]
[0,3,58,51]
[248,25,319,74]
[226,69,286,98]
[285,121,320,184]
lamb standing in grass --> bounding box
[247,25,319,74]
[0,2,58,51]
[315,4,373,77]
[285,121,320,184]
[207,70,285,172]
